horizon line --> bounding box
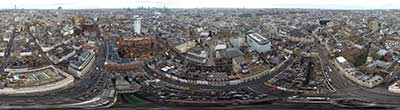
[2,7,400,10]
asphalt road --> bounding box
[142,33,400,106]
[0,30,17,74]
[28,31,54,65]
[0,29,109,106]
[315,42,356,91]
[111,102,338,110]
[144,55,295,98]
[315,33,400,104]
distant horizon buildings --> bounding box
[2,0,400,10]
[4,5,400,10]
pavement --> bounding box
[0,27,113,108]
[28,31,55,65]
[0,29,17,74]
[3,24,400,109]
[315,41,356,91]
[138,30,400,107]
[144,53,296,98]
[111,102,339,110]
[314,31,400,104]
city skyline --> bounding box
[1,0,400,9]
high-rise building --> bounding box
[134,18,141,34]
[57,6,62,15]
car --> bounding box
[288,95,299,99]
[327,67,332,72]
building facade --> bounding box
[134,18,141,34]
[68,50,96,78]
[185,47,208,64]
[246,32,272,53]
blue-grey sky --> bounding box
[0,0,399,9]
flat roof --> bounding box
[247,32,270,45]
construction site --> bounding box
[104,36,163,72]
[115,37,162,59]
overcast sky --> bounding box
[0,0,399,9]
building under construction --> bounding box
[115,37,162,59]
[104,37,162,72]
[104,40,144,72]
